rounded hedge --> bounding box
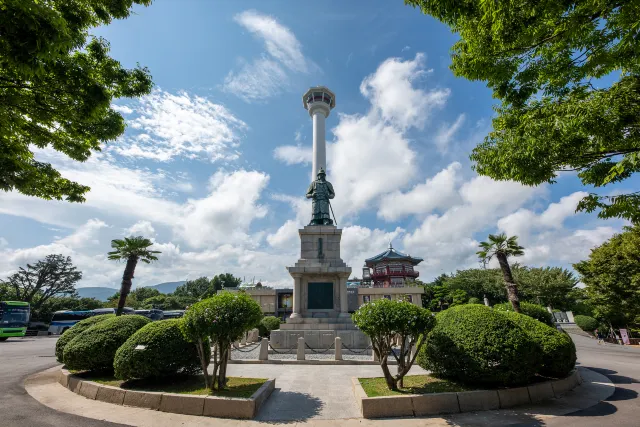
[467,297,481,305]
[63,315,150,372]
[114,319,210,380]
[574,315,598,332]
[501,311,576,378]
[417,304,542,387]
[55,314,114,363]
[260,316,281,336]
[493,301,554,326]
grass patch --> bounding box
[359,375,474,397]
[74,372,266,398]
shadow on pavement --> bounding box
[584,367,639,385]
[254,389,323,422]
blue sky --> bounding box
[0,1,630,289]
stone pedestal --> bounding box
[269,225,369,349]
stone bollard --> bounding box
[228,345,232,360]
[233,341,239,349]
[335,337,342,360]
[259,338,269,361]
[410,343,417,360]
[372,348,379,362]
[297,336,305,361]
[240,335,247,346]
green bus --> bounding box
[0,301,31,341]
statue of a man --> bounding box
[306,168,335,225]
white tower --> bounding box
[303,86,336,179]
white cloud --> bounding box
[341,226,405,271]
[178,170,270,248]
[224,10,316,102]
[56,219,108,248]
[273,145,313,165]
[111,104,133,114]
[378,162,463,221]
[435,114,466,153]
[267,220,300,249]
[497,191,588,238]
[0,237,8,248]
[360,53,449,130]
[125,220,156,238]
[113,90,247,162]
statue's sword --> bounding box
[328,199,338,227]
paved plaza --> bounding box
[2,334,640,426]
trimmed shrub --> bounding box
[114,319,210,380]
[493,301,554,326]
[574,315,598,332]
[55,314,114,363]
[502,311,576,378]
[467,297,481,305]
[63,315,150,372]
[417,304,542,387]
[260,316,281,337]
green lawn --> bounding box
[76,372,267,398]
[359,375,473,397]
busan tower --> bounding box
[302,86,336,179]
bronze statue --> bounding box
[306,168,335,225]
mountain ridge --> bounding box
[76,281,186,301]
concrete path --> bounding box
[226,364,428,420]
[25,365,614,426]
[0,336,124,427]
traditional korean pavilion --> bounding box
[363,243,423,288]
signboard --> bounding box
[278,293,292,310]
[620,328,630,345]
[308,282,333,309]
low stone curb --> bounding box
[229,359,395,365]
[352,369,583,419]
[57,368,275,419]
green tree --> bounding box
[352,299,435,390]
[1,0,153,202]
[141,295,195,310]
[516,267,579,310]
[574,225,640,328]
[0,254,81,312]
[180,292,262,390]
[444,268,506,303]
[129,287,160,302]
[406,0,640,222]
[211,273,242,292]
[173,277,214,300]
[477,234,525,313]
[107,236,160,316]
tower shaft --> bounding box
[312,111,326,180]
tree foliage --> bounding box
[173,277,214,300]
[108,236,160,316]
[114,319,209,380]
[0,0,153,201]
[0,254,81,311]
[494,301,554,326]
[574,315,599,332]
[574,225,640,327]
[180,292,262,390]
[406,0,640,222]
[418,304,541,387]
[352,299,435,390]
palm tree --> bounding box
[108,236,161,316]
[477,233,524,313]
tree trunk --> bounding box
[211,344,220,391]
[116,256,138,316]
[497,252,520,313]
[218,345,228,389]
[196,339,210,389]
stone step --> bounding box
[280,323,360,331]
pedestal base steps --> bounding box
[57,369,275,419]
[270,318,370,349]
